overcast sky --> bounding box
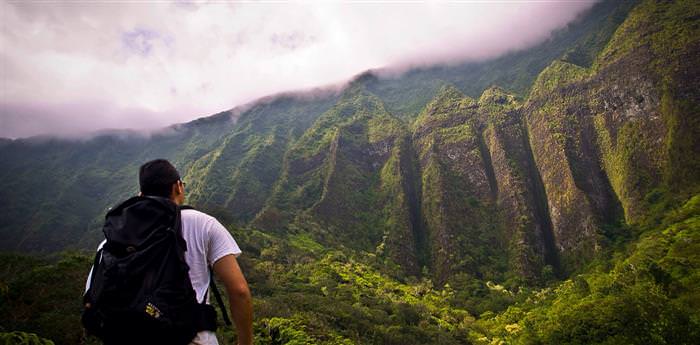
[0,0,596,139]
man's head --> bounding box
[138,159,185,205]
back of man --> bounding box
[83,159,253,345]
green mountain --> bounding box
[1,1,699,344]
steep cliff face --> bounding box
[481,88,559,281]
[412,86,503,283]
[247,82,592,284]
[185,96,337,225]
[411,86,513,283]
[396,0,699,280]
[245,83,567,284]
[406,85,567,284]
[591,0,700,222]
[522,0,700,272]
[525,62,616,271]
[377,134,424,275]
[253,87,411,254]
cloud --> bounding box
[0,100,196,139]
[0,0,597,138]
[122,28,169,57]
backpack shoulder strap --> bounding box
[180,205,232,326]
[84,247,103,300]
[208,268,232,326]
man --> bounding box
[85,159,253,345]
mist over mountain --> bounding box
[0,0,596,138]
[1,1,699,344]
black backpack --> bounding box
[82,196,230,345]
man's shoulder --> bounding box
[181,208,216,221]
[181,208,226,232]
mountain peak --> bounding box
[434,84,466,101]
[530,60,589,99]
[479,86,519,108]
[349,70,380,87]
[421,84,475,119]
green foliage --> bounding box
[560,0,640,68]
[0,332,55,345]
[529,60,590,99]
[255,317,320,345]
[596,0,699,72]
[0,253,94,345]
[471,194,700,345]
[288,233,325,254]
[2,197,698,345]
[9,195,700,344]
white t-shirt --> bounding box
[85,208,241,345]
[182,209,241,345]
[181,209,241,304]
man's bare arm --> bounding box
[213,254,253,345]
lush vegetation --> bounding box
[471,194,700,345]
[0,253,94,344]
[0,332,55,345]
[2,193,698,344]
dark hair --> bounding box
[139,159,181,198]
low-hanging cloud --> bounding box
[0,0,596,139]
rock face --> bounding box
[187,96,338,225]
[524,61,616,271]
[519,0,700,272]
[253,88,410,254]
[407,85,563,283]
[412,86,503,283]
[481,88,559,281]
[378,134,424,276]
[589,0,700,223]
